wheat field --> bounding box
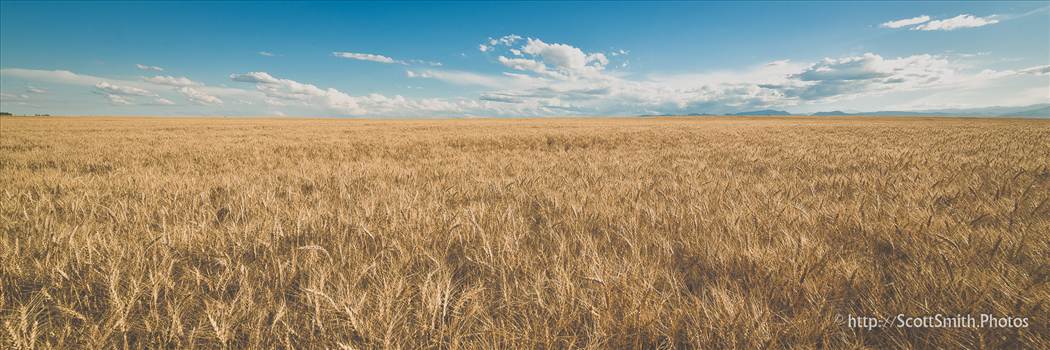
[1,116,1048,348]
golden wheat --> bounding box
[1,116,1048,348]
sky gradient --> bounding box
[1,1,1048,117]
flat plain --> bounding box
[1,116,1048,348]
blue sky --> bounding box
[1,1,1047,117]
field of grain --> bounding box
[1,116,1048,348]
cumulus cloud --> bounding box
[480,35,527,53]
[136,64,164,71]
[416,35,1042,115]
[518,38,609,78]
[143,75,200,87]
[231,71,374,114]
[880,15,930,28]
[913,14,999,31]
[438,36,791,113]
[419,37,816,113]
[489,34,523,46]
[95,81,157,96]
[794,55,894,82]
[477,37,623,84]
[177,87,223,105]
[3,33,1046,117]
[498,56,562,79]
[763,53,959,101]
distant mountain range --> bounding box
[641,103,1050,118]
[727,109,792,116]
[811,104,1050,117]
[1003,105,1050,117]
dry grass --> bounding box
[1,116,1048,348]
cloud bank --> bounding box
[3,33,1047,116]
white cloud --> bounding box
[136,64,164,71]
[229,71,282,85]
[2,68,102,85]
[1018,65,1050,76]
[498,56,563,79]
[105,94,133,105]
[763,53,960,101]
[258,51,275,57]
[1,92,30,101]
[3,32,1046,117]
[264,98,287,107]
[519,38,609,78]
[230,71,533,116]
[231,71,368,114]
[408,69,546,90]
[977,64,1050,79]
[409,59,443,67]
[143,75,200,87]
[27,86,47,94]
[486,35,522,47]
[333,52,398,64]
[880,15,930,28]
[2,69,250,99]
[417,34,1048,116]
[478,37,624,84]
[424,37,811,113]
[153,98,176,105]
[177,87,223,105]
[481,35,526,54]
[332,52,441,66]
[914,14,999,31]
[95,81,157,96]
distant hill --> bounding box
[639,104,1050,118]
[639,112,715,117]
[1003,105,1050,117]
[728,109,792,116]
[809,103,1050,117]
